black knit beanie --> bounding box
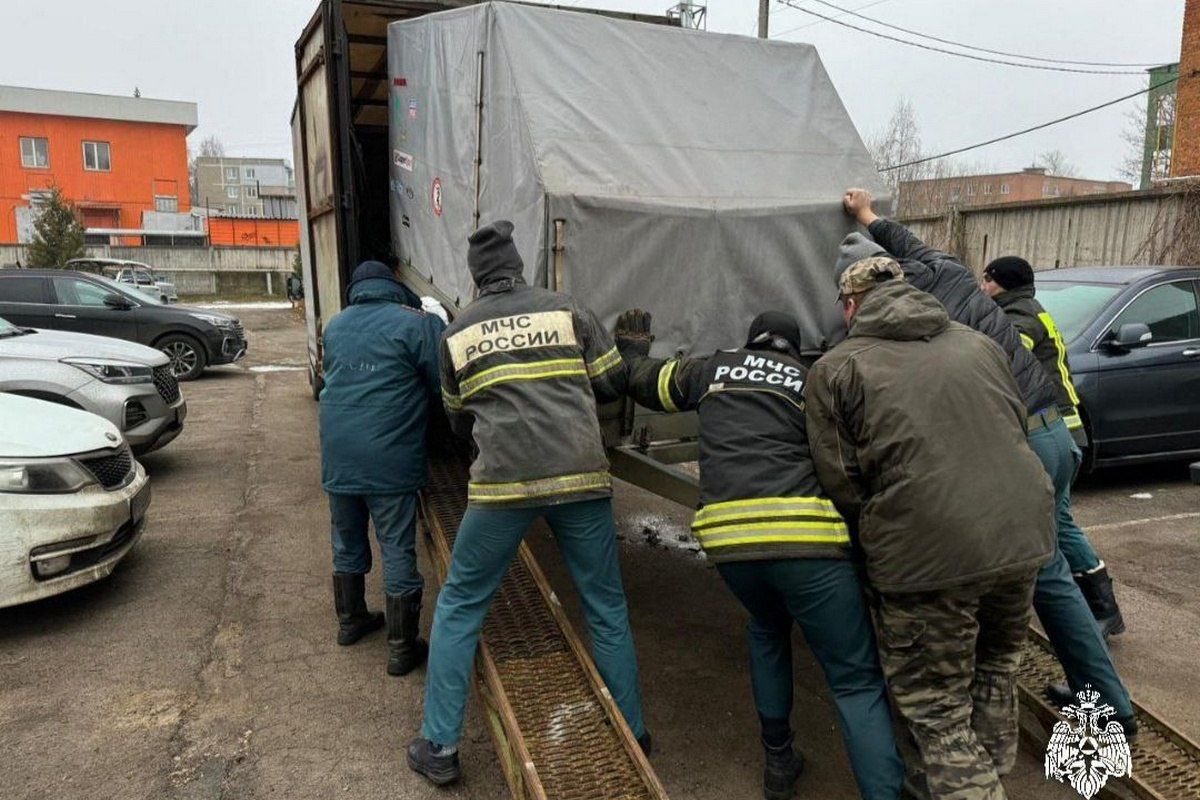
[983,256,1035,291]
[746,311,802,357]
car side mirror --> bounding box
[102,293,132,310]
[1107,322,1152,350]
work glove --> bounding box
[614,309,653,357]
[420,296,450,324]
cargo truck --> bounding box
[293,0,882,498]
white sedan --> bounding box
[0,393,150,608]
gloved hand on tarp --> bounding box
[420,296,450,324]
[614,309,653,358]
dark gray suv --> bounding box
[0,269,246,380]
[1035,266,1200,471]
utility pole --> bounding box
[758,0,769,38]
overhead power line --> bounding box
[881,76,1179,172]
[772,0,897,38]
[775,0,1146,75]
[799,0,1166,68]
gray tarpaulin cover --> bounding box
[388,1,884,355]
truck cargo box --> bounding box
[388,1,883,355]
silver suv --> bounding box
[0,315,187,454]
[65,258,179,304]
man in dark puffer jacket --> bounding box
[835,189,1136,740]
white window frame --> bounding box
[225,167,239,182]
[245,184,258,198]
[966,185,976,196]
[82,140,111,172]
[1000,183,1011,195]
[983,184,992,195]
[245,167,256,179]
[19,136,49,169]
[154,195,179,213]
[226,186,239,199]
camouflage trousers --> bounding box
[877,571,1038,800]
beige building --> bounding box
[193,156,296,219]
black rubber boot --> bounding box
[763,735,806,800]
[386,590,428,676]
[1074,562,1126,638]
[333,573,383,646]
[407,737,461,786]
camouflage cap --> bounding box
[837,256,906,299]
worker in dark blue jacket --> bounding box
[319,260,445,677]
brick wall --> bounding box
[1173,0,1200,176]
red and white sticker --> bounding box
[393,149,413,172]
[431,178,443,217]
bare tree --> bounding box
[866,98,924,205]
[188,135,227,206]
[198,135,225,158]
[1036,149,1079,178]
[1119,92,1174,187]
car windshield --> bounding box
[1035,281,1123,343]
[91,273,163,305]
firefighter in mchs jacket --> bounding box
[614,309,905,800]
[407,221,647,786]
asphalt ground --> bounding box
[2,307,1196,800]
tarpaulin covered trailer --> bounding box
[388,1,883,356]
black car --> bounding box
[0,269,246,380]
[1035,266,1200,471]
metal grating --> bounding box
[153,365,181,404]
[421,450,667,800]
[1018,630,1200,800]
[78,445,135,490]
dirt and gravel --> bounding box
[2,307,1196,800]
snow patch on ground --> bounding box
[194,301,294,310]
[248,365,305,373]
[619,512,702,556]
[1129,492,1154,499]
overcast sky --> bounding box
[0,0,1185,181]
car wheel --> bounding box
[158,334,207,381]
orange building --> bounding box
[207,216,301,247]
[0,85,197,244]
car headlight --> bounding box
[61,358,154,384]
[0,458,95,494]
[188,312,235,328]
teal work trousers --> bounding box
[421,497,645,746]
[716,558,905,800]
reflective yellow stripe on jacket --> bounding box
[1037,312,1082,406]
[587,346,622,379]
[459,357,587,400]
[468,470,612,503]
[657,359,680,412]
[691,496,850,549]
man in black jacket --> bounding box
[981,256,1125,639]
[836,189,1136,737]
[616,308,904,800]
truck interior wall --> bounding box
[351,126,395,263]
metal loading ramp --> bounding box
[1017,630,1200,800]
[418,449,670,800]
